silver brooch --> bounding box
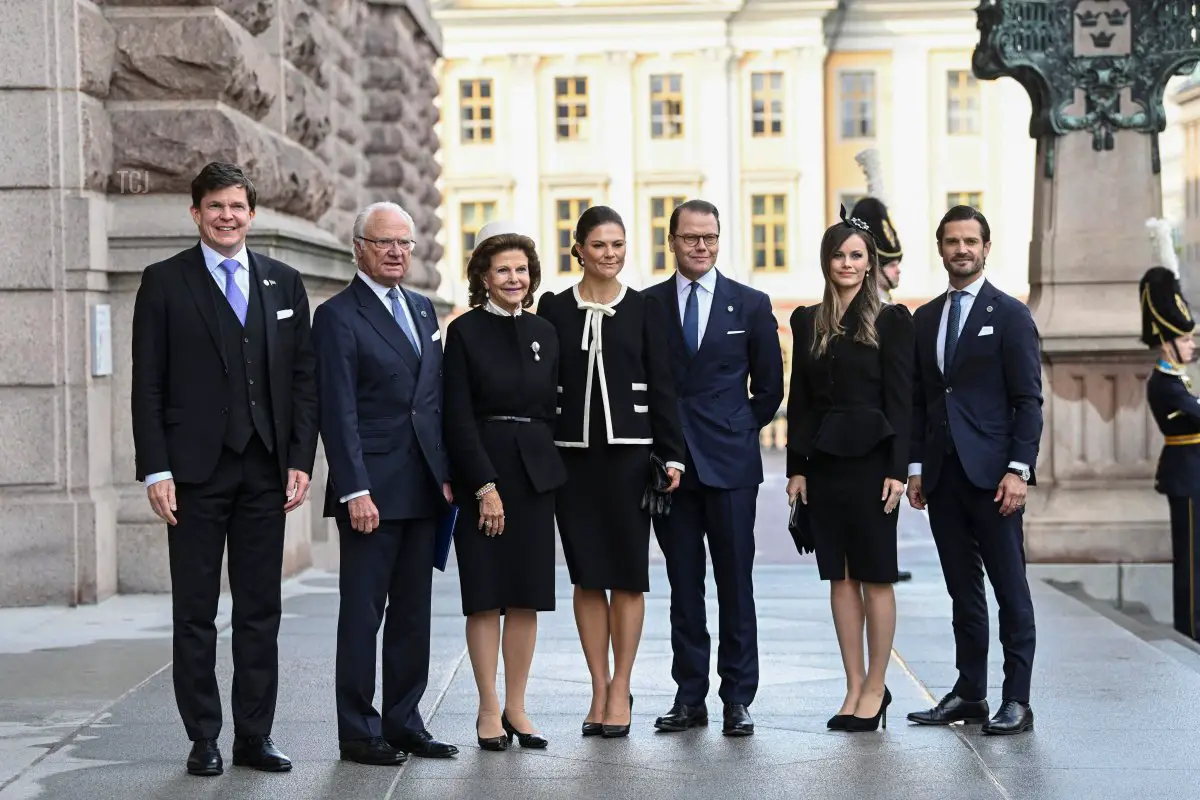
[531,341,541,362]
[727,305,734,312]
[986,305,993,313]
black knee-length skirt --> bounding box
[805,444,899,584]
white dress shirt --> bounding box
[675,267,718,343]
[340,270,424,503]
[909,273,1028,478]
[144,242,252,488]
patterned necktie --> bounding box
[683,281,700,355]
[219,258,247,326]
[386,287,422,357]
[944,290,964,370]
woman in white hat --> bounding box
[443,221,566,751]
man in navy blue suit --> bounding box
[905,205,1043,736]
[313,202,459,765]
[646,200,784,736]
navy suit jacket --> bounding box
[910,278,1043,494]
[313,275,449,521]
[646,270,784,489]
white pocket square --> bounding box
[978,326,993,336]
[431,330,441,342]
[276,309,294,320]
[727,330,746,335]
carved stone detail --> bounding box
[81,95,114,193]
[79,3,117,99]
[284,64,332,151]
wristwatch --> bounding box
[1006,466,1031,482]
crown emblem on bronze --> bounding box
[1090,30,1117,48]
[1105,8,1128,25]
[1075,10,1100,27]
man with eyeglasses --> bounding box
[312,202,458,765]
[645,200,784,736]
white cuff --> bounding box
[145,471,173,486]
[1007,461,1029,472]
[665,461,685,472]
[340,490,370,503]
[907,462,922,477]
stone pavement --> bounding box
[3,457,1200,799]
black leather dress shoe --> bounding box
[340,737,407,766]
[906,692,990,726]
[187,738,222,776]
[388,729,459,758]
[232,735,292,772]
[982,700,1034,735]
[654,702,708,732]
[722,703,754,736]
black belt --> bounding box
[483,415,534,423]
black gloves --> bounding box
[641,454,673,518]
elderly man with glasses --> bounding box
[312,202,458,765]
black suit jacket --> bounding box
[130,243,318,485]
[910,279,1043,493]
[312,275,449,521]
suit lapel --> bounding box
[250,252,279,372]
[403,287,437,384]
[353,276,420,375]
[652,277,687,355]
[948,281,996,376]
[925,293,947,380]
[181,245,228,369]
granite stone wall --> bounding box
[0,0,443,606]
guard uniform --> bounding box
[850,197,902,305]
[1141,264,1200,641]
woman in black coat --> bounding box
[443,222,566,751]
[785,212,914,733]
[537,205,686,738]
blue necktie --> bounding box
[386,287,422,357]
[944,290,963,370]
[219,259,247,326]
[683,281,700,355]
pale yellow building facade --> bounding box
[431,0,1038,320]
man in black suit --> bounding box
[645,200,784,736]
[131,162,318,775]
[313,202,458,766]
[905,205,1043,735]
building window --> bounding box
[839,71,876,139]
[751,72,784,137]
[556,198,591,273]
[651,195,686,273]
[751,194,788,272]
[460,201,497,272]
[946,191,983,211]
[555,77,589,141]
[459,79,493,143]
[946,70,981,135]
[650,74,684,139]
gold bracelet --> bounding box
[475,482,496,499]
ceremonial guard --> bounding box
[1142,218,1200,643]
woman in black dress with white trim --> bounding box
[785,212,914,733]
[443,221,565,750]
[537,205,686,738]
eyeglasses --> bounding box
[358,236,416,252]
[672,233,719,248]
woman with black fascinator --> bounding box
[784,206,915,733]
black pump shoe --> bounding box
[477,716,509,752]
[845,686,892,732]
[502,711,548,748]
[602,694,633,738]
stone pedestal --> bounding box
[1024,132,1169,564]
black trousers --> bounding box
[1166,496,1200,642]
[335,516,435,742]
[653,484,759,707]
[926,450,1036,704]
[168,435,285,741]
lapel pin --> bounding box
[420,309,428,318]
[986,305,993,313]
[263,279,270,286]
[727,305,734,312]
[531,341,541,362]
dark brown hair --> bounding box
[466,233,541,309]
[936,204,990,243]
[811,222,881,357]
[190,162,256,210]
[570,205,625,265]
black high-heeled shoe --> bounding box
[826,713,851,730]
[845,686,892,732]
[502,711,548,749]
[477,716,509,751]
[602,694,633,738]
[581,721,603,736]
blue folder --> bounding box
[435,503,458,572]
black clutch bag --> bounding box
[788,499,816,555]
[641,453,673,518]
